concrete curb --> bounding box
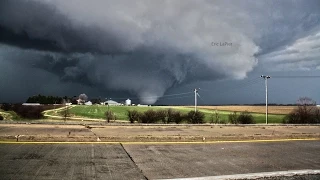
[0,121,320,126]
[160,169,320,180]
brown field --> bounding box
[191,106,297,115]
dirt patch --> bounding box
[0,124,319,142]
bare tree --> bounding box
[61,99,69,122]
[284,97,320,124]
[105,110,114,123]
[210,109,221,124]
[78,93,88,104]
[214,109,220,124]
[296,97,316,106]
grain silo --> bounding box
[125,99,131,106]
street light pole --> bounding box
[261,75,271,124]
[194,88,198,112]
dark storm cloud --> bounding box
[0,0,126,54]
[0,0,319,104]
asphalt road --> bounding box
[0,140,319,180]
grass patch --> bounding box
[69,105,162,120]
[0,110,21,120]
[68,105,285,123]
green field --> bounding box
[68,105,285,123]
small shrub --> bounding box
[228,111,238,124]
[313,108,320,123]
[105,110,115,123]
[157,110,167,124]
[186,110,205,124]
[0,115,3,120]
[139,110,159,123]
[167,109,174,123]
[210,112,221,123]
[127,110,140,123]
[172,111,185,124]
[238,111,255,124]
[210,113,214,124]
[166,109,184,124]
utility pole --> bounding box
[261,75,271,124]
[194,88,198,112]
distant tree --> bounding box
[78,94,88,104]
[26,94,63,104]
[296,97,316,106]
[1,103,11,111]
[71,96,78,105]
[91,98,101,105]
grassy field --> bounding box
[194,106,295,115]
[68,105,286,123]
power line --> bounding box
[272,76,320,78]
[106,91,194,100]
[200,77,262,95]
[104,75,320,103]
[159,94,194,100]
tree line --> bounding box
[26,94,70,104]
[25,94,103,105]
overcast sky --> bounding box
[0,0,320,105]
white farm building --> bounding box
[103,100,121,106]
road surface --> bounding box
[0,140,319,179]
